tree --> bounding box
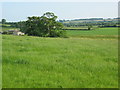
[41,12,57,35]
[2,19,6,24]
[20,12,66,37]
[86,23,93,30]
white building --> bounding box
[13,30,25,36]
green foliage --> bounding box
[2,31,8,34]
[49,30,66,37]
[20,12,65,37]
[2,19,6,24]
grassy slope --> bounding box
[3,38,118,87]
[2,27,118,88]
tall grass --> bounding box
[2,34,118,88]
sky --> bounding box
[1,2,118,22]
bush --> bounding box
[49,30,67,37]
[2,31,8,34]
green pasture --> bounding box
[66,27,118,39]
[0,27,18,32]
[63,26,88,29]
[0,24,11,27]
[2,27,118,88]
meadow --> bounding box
[2,27,118,88]
[0,27,18,32]
[66,27,118,39]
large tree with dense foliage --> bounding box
[2,19,6,24]
[20,12,66,37]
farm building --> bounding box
[13,30,25,36]
[2,30,25,36]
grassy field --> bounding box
[2,27,118,88]
[63,26,88,29]
[63,26,98,29]
[66,27,118,39]
[0,27,18,32]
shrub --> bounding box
[49,30,67,37]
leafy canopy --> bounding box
[20,12,66,37]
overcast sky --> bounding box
[1,2,118,22]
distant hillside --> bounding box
[58,18,119,27]
[58,18,119,23]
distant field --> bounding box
[2,27,118,88]
[63,26,88,29]
[0,27,18,32]
[63,26,98,30]
[0,24,11,26]
[66,27,118,39]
